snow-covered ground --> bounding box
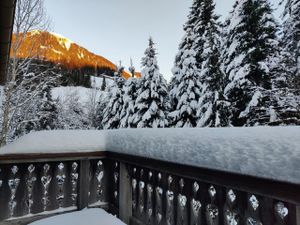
[1,127,300,185]
[28,208,125,225]
[51,77,112,109]
[52,86,104,106]
[90,75,114,89]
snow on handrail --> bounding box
[1,127,300,185]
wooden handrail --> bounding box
[0,151,107,163]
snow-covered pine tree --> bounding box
[246,88,300,126]
[95,92,109,130]
[222,0,280,126]
[119,60,139,128]
[168,0,204,127]
[119,78,139,128]
[36,76,59,130]
[195,0,230,127]
[101,76,106,91]
[184,0,203,34]
[129,58,135,78]
[281,0,300,89]
[102,62,125,129]
[133,38,168,128]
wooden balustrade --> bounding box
[0,152,119,225]
[110,152,300,225]
[0,151,299,225]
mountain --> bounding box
[10,30,140,79]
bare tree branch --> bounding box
[0,0,52,146]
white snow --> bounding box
[77,52,84,59]
[52,86,103,106]
[28,208,125,225]
[226,0,246,31]
[269,107,277,122]
[7,206,77,221]
[0,130,107,154]
[1,127,300,185]
[52,49,63,55]
[29,30,42,36]
[239,90,262,118]
[90,76,113,89]
[50,32,74,50]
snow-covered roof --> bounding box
[1,127,300,185]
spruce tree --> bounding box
[222,0,279,126]
[168,0,204,127]
[102,63,125,129]
[119,78,139,128]
[95,92,109,130]
[133,38,168,128]
[281,0,300,89]
[101,76,106,91]
[129,58,136,78]
[195,0,230,127]
[37,80,59,130]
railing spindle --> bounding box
[78,160,90,210]
[8,165,20,218]
[206,185,219,225]
[146,171,154,224]
[155,172,163,225]
[97,161,105,201]
[70,162,79,206]
[274,202,289,225]
[223,189,239,225]
[41,163,52,212]
[245,194,262,225]
[132,167,138,214]
[190,181,201,225]
[56,162,66,208]
[177,178,188,225]
[26,164,37,214]
[166,175,175,225]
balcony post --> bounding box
[78,159,90,210]
[297,205,300,225]
[119,162,132,224]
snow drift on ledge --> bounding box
[28,208,125,225]
[1,127,300,185]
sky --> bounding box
[45,0,282,81]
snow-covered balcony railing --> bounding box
[0,127,299,225]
